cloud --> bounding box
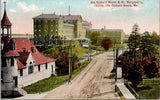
[59,1,65,5]
[131,7,143,11]
[9,9,16,13]
[1,0,18,2]
[17,2,43,12]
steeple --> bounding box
[1,1,12,37]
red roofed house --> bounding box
[1,2,56,96]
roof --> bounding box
[61,15,81,21]
[88,29,124,32]
[33,14,61,19]
[1,10,12,26]
[4,50,19,57]
[18,52,30,66]
[18,60,26,70]
[13,38,56,66]
[33,14,82,21]
[82,21,92,25]
[1,37,56,69]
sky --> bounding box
[0,0,159,35]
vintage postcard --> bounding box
[1,0,159,99]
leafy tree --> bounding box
[142,56,159,78]
[101,38,112,50]
[52,50,78,75]
[140,31,158,58]
[118,24,159,87]
[118,51,142,87]
[151,32,159,45]
[88,31,100,45]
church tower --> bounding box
[1,1,12,37]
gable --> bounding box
[26,53,35,66]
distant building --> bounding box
[1,2,56,96]
[87,27,125,45]
[33,13,92,39]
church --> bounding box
[1,2,56,96]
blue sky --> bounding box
[1,0,159,35]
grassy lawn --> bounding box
[135,78,160,99]
[42,40,93,57]
[23,59,92,94]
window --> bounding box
[11,58,14,66]
[2,58,6,67]
[28,66,33,74]
[1,71,3,82]
[51,25,53,28]
[20,69,23,76]
[51,30,53,33]
[45,63,48,69]
[51,65,53,72]
[38,65,40,71]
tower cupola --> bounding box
[1,1,12,37]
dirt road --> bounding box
[43,52,120,99]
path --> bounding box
[43,52,119,99]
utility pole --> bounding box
[68,40,72,83]
[115,46,119,92]
[88,40,90,60]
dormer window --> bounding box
[13,42,15,50]
[10,39,16,50]
[31,47,36,53]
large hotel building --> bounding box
[33,14,92,39]
[33,13,124,44]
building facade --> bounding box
[1,2,56,96]
[87,28,125,45]
[33,13,92,39]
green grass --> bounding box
[135,78,160,99]
[42,41,93,57]
[23,59,92,94]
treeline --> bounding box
[118,24,159,87]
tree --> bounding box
[140,31,158,58]
[52,50,78,75]
[88,31,100,45]
[142,56,159,78]
[118,24,159,87]
[101,38,112,50]
[151,32,159,45]
[118,51,142,87]
[128,24,141,50]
